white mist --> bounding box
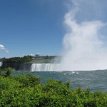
[60,0,107,71]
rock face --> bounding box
[19,63,32,71]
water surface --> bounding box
[14,70,107,91]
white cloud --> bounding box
[0,44,8,53]
[0,44,5,50]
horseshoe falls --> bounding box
[31,63,60,72]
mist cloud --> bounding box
[60,0,107,71]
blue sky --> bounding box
[0,0,67,57]
[1,0,107,58]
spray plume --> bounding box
[60,0,107,71]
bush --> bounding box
[0,75,107,107]
[0,67,14,77]
[15,74,40,87]
[43,80,71,96]
[0,76,21,91]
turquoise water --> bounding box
[14,70,107,91]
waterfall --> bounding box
[31,63,59,71]
[0,62,2,67]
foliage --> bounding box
[0,74,107,107]
[15,74,40,87]
[1,55,33,70]
[0,67,14,77]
